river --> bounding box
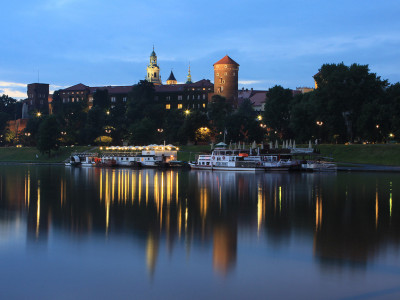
[0,165,399,299]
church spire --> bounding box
[146,46,162,85]
[186,63,192,84]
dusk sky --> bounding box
[1,0,400,98]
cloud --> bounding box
[239,80,263,85]
[0,81,27,88]
[0,88,26,99]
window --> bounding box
[192,95,195,99]
[166,96,171,101]
[89,96,93,102]
[178,95,182,100]
[111,97,116,102]
[166,104,171,109]
[224,65,227,68]
[123,97,127,102]
[72,98,75,102]
[216,73,219,76]
[197,95,200,99]
[202,94,206,100]
[203,103,206,108]
[187,95,190,100]
[154,72,157,77]
[233,72,236,76]
[178,104,182,109]
[220,78,223,84]
[224,72,227,75]
[192,104,195,108]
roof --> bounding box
[154,79,213,93]
[62,83,89,91]
[89,85,133,95]
[167,71,177,81]
[213,55,239,66]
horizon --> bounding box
[1,0,400,99]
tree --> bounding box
[36,116,61,157]
[93,89,110,109]
[207,95,232,133]
[314,63,388,142]
[226,99,264,143]
[263,86,293,139]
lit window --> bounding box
[178,104,183,109]
[203,103,206,108]
[166,104,171,109]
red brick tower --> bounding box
[213,55,239,107]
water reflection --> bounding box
[0,166,400,280]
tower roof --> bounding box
[213,55,239,66]
[167,71,177,81]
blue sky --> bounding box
[1,0,400,98]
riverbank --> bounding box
[0,146,92,163]
[1,144,399,168]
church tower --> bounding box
[166,70,177,85]
[186,64,192,84]
[146,46,162,85]
[213,55,239,107]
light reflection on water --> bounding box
[0,165,400,299]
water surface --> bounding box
[0,165,400,299]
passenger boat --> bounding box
[190,148,264,171]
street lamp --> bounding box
[106,110,110,115]
[316,121,323,126]
[157,128,164,133]
[257,115,262,121]
[184,109,190,116]
[36,112,41,117]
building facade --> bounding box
[213,55,239,107]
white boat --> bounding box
[301,161,337,172]
[65,155,81,166]
[190,148,264,171]
[101,153,166,168]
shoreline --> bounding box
[1,161,400,172]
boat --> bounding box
[65,155,81,166]
[190,148,264,171]
[301,160,337,172]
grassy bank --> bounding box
[177,145,211,161]
[318,144,400,166]
[1,144,399,166]
[0,146,93,163]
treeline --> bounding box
[2,63,400,155]
[264,63,400,143]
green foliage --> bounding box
[314,63,388,142]
[207,95,232,133]
[36,115,61,156]
[226,99,264,143]
[263,86,293,138]
[93,89,110,109]
[94,136,112,145]
[129,117,156,144]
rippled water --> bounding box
[0,165,400,299]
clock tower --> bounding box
[146,46,162,85]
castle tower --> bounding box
[146,46,162,85]
[186,64,192,84]
[213,55,239,107]
[166,70,177,85]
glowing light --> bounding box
[257,115,262,121]
[36,112,41,117]
[184,109,190,115]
